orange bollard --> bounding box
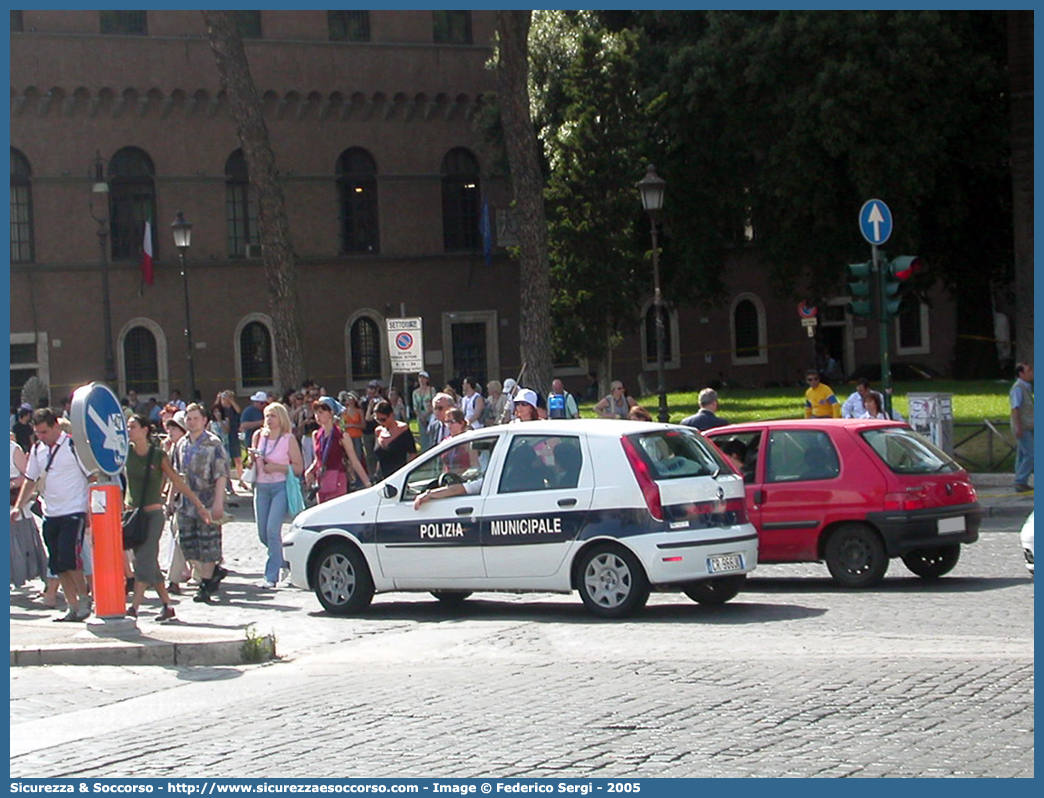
[90,483,126,618]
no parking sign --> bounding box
[387,317,424,374]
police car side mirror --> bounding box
[383,483,398,499]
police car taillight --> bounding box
[621,436,663,521]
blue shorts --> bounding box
[42,513,86,575]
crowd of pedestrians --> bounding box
[9,360,1032,620]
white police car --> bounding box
[283,419,758,618]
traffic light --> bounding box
[882,256,924,318]
[846,261,873,318]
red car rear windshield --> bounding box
[861,427,960,475]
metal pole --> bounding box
[873,244,893,417]
[179,249,197,401]
[651,220,668,423]
[98,222,116,383]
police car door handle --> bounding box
[558,498,577,508]
[455,506,473,516]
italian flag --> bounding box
[140,215,154,287]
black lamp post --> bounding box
[171,211,196,401]
[89,152,117,383]
[637,164,668,422]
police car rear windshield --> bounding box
[861,427,960,475]
[629,429,727,480]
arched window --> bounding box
[226,149,259,257]
[730,293,768,365]
[441,148,480,251]
[10,148,33,263]
[108,147,156,261]
[239,320,274,389]
[639,300,680,371]
[644,304,674,364]
[350,316,382,382]
[336,148,379,253]
[123,325,159,395]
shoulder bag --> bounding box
[122,446,156,550]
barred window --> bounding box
[441,148,480,251]
[240,321,273,389]
[350,317,381,382]
[100,11,146,35]
[337,148,379,254]
[433,11,471,44]
[225,150,259,258]
[123,326,159,395]
[108,147,156,262]
[328,10,370,42]
[11,148,33,263]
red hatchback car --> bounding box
[704,419,982,587]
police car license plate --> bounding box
[708,553,744,573]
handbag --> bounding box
[286,474,306,516]
[122,446,155,550]
[241,462,257,484]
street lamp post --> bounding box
[637,164,668,423]
[90,152,117,383]
[171,211,196,401]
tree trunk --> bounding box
[202,10,306,393]
[1008,10,1033,365]
[496,11,553,395]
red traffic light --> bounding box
[890,256,924,281]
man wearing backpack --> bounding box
[547,379,580,420]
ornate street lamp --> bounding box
[637,164,668,422]
[89,151,117,383]
[171,211,196,401]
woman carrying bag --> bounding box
[305,396,370,504]
[249,402,304,589]
[125,415,211,621]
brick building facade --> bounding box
[10,10,957,409]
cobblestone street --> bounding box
[10,512,1034,779]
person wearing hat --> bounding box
[240,391,268,453]
[512,389,541,422]
[305,396,370,503]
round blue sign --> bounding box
[69,382,129,476]
[859,198,893,246]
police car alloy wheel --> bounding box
[577,544,650,618]
[313,541,374,614]
[900,544,961,579]
[683,574,746,605]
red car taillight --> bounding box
[884,491,926,511]
[621,436,663,521]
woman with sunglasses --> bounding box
[373,399,417,480]
[593,381,637,419]
[305,397,370,504]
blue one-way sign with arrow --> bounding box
[859,198,893,245]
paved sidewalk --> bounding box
[8,476,1032,667]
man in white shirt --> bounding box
[10,408,93,621]
[841,379,872,419]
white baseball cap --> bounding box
[503,378,518,392]
[250,391,268,402]
[515,389,539,408]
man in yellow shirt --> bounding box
[804,369,841,418]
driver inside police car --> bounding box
[413,475,482,510]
